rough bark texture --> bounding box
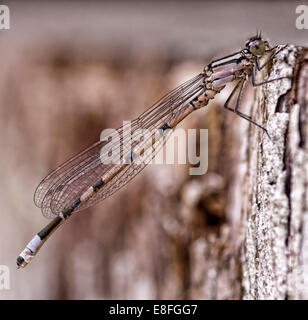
[241,46,308,299]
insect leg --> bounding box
[224,76,270,138]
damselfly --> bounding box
[17,34,289,268]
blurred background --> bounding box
[0,0,307,299]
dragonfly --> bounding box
[17,33,289,268]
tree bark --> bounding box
[241,46,308,299]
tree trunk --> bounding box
[240,46,308,299]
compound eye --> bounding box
[250,41,266,56]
